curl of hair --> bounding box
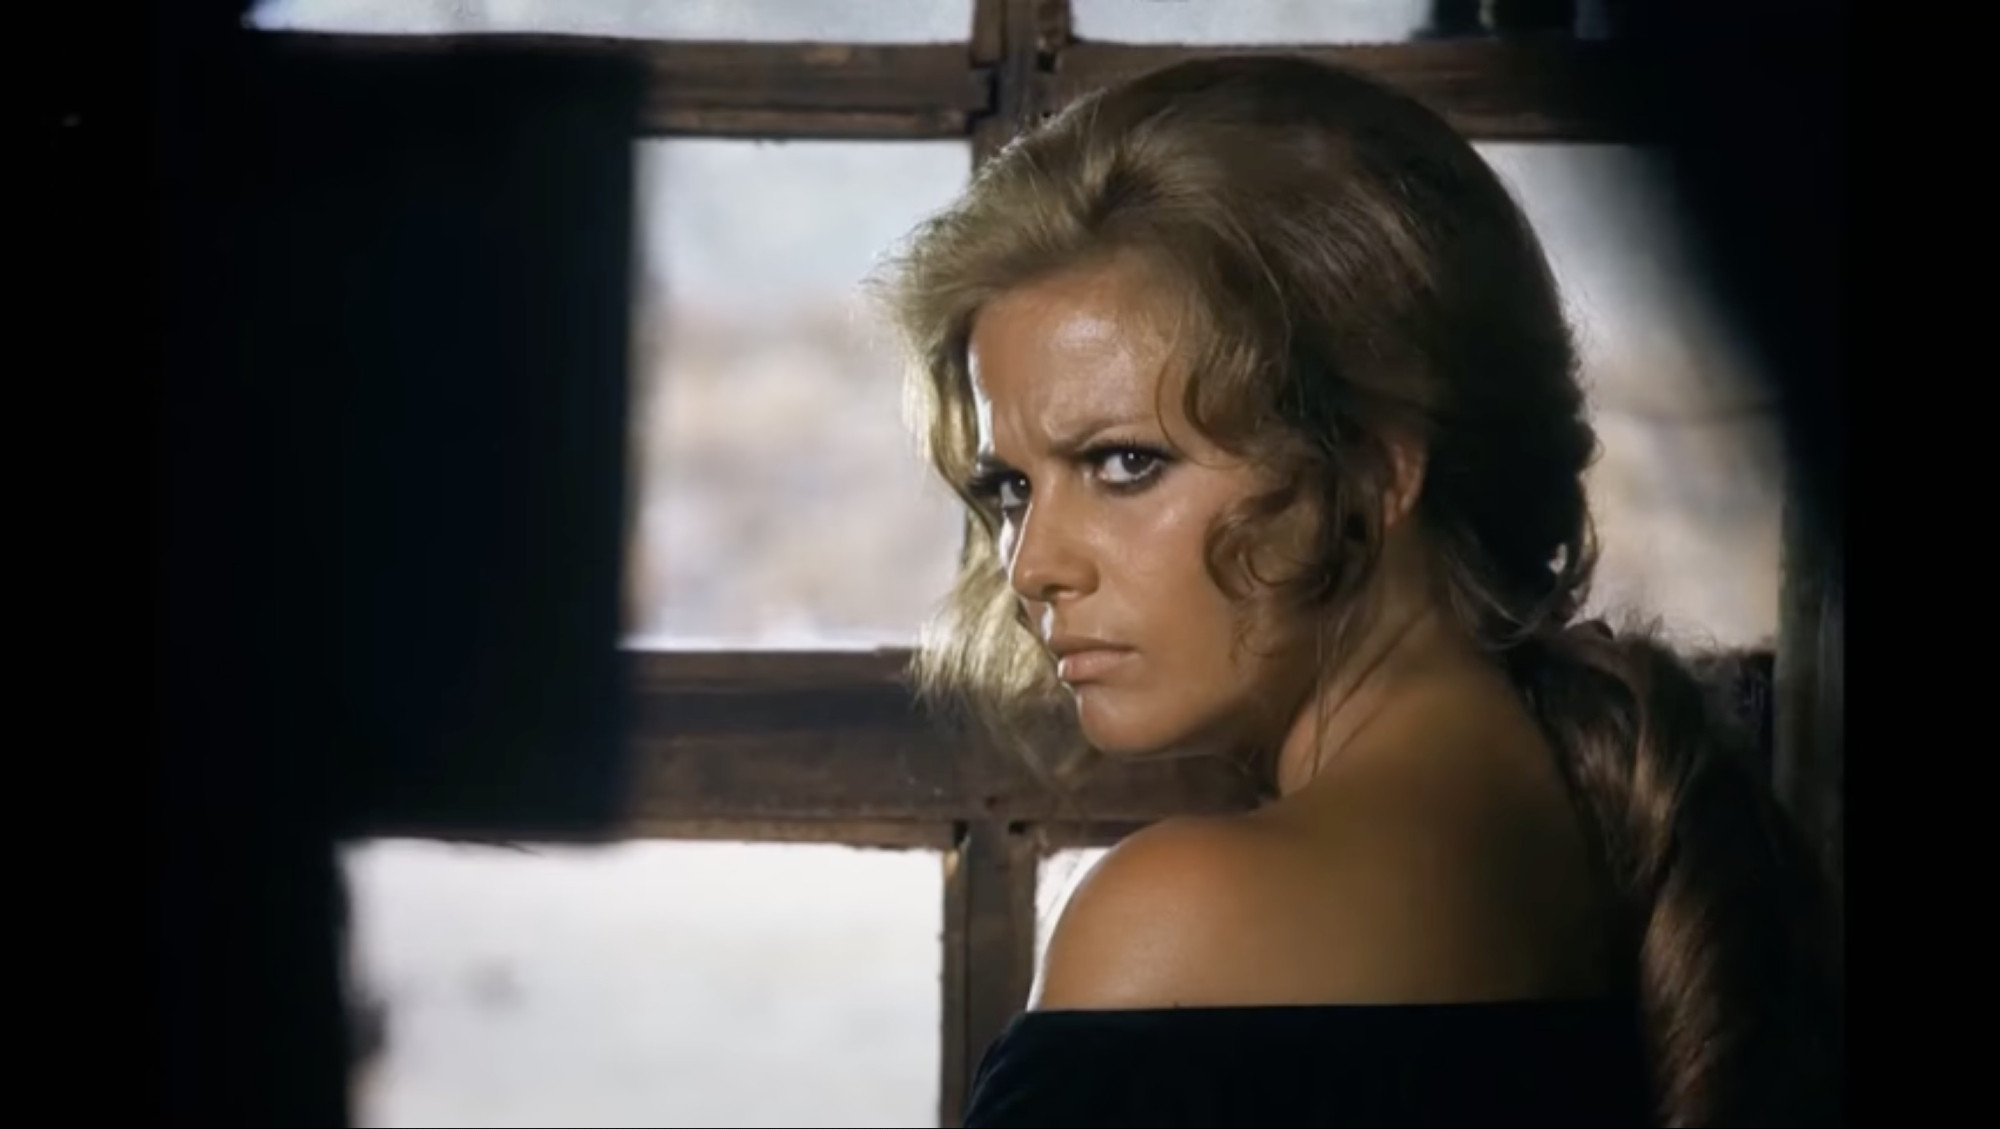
[874,54,1839,1124]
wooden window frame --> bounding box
[272,3,1837,1125]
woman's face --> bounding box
[966,261,1309,758]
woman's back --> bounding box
[973,660,1643,1124]
[1029,657,1618,1014]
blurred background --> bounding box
[250,3,1789,1126]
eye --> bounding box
[1089,446,1167,488]
[967,467,1030,519]
[994,475,1029,514]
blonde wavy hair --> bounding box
[875,54,1840,1126]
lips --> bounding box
[1045,635,1134,684]
[1055,647,1130,683]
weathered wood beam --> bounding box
[632,41,991,134]
[972,0,1072,161]
[624,650,1259,826]
[616,818,952,849]
[253,35,992,137]
[644,106,975,140]
[252,32,1652,144]
[940,821,1039,1127]
[1048,39,1656,141]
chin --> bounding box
[1073,689,1199,759]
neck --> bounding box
[1270,603,1477,798]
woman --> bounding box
[879,55,1840,1127]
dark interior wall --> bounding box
[146,7,642,1121]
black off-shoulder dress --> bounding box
[962,1000,1655,1127]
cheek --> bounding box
[1117,507,1214,591]
[1074,476,1298,754]
[1110,497,1250,664]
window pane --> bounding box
[626,140,970,649]
[249,0,975,42]
[1072,0,1437,44]
[1476,143,1781,648]
[344,839,942,1128]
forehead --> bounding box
[966,263,1183,447]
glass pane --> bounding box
[248,0,975,42]
[1034,847,1111,971]
[626,140,970,649]
[343,839,943,1128]
[1072,0,1438,44]
[1476,143,1782,648]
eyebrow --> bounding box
[974,414,1154,474]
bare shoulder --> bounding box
[1032,814,1293,1010]
[1031,768,1610,1011]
